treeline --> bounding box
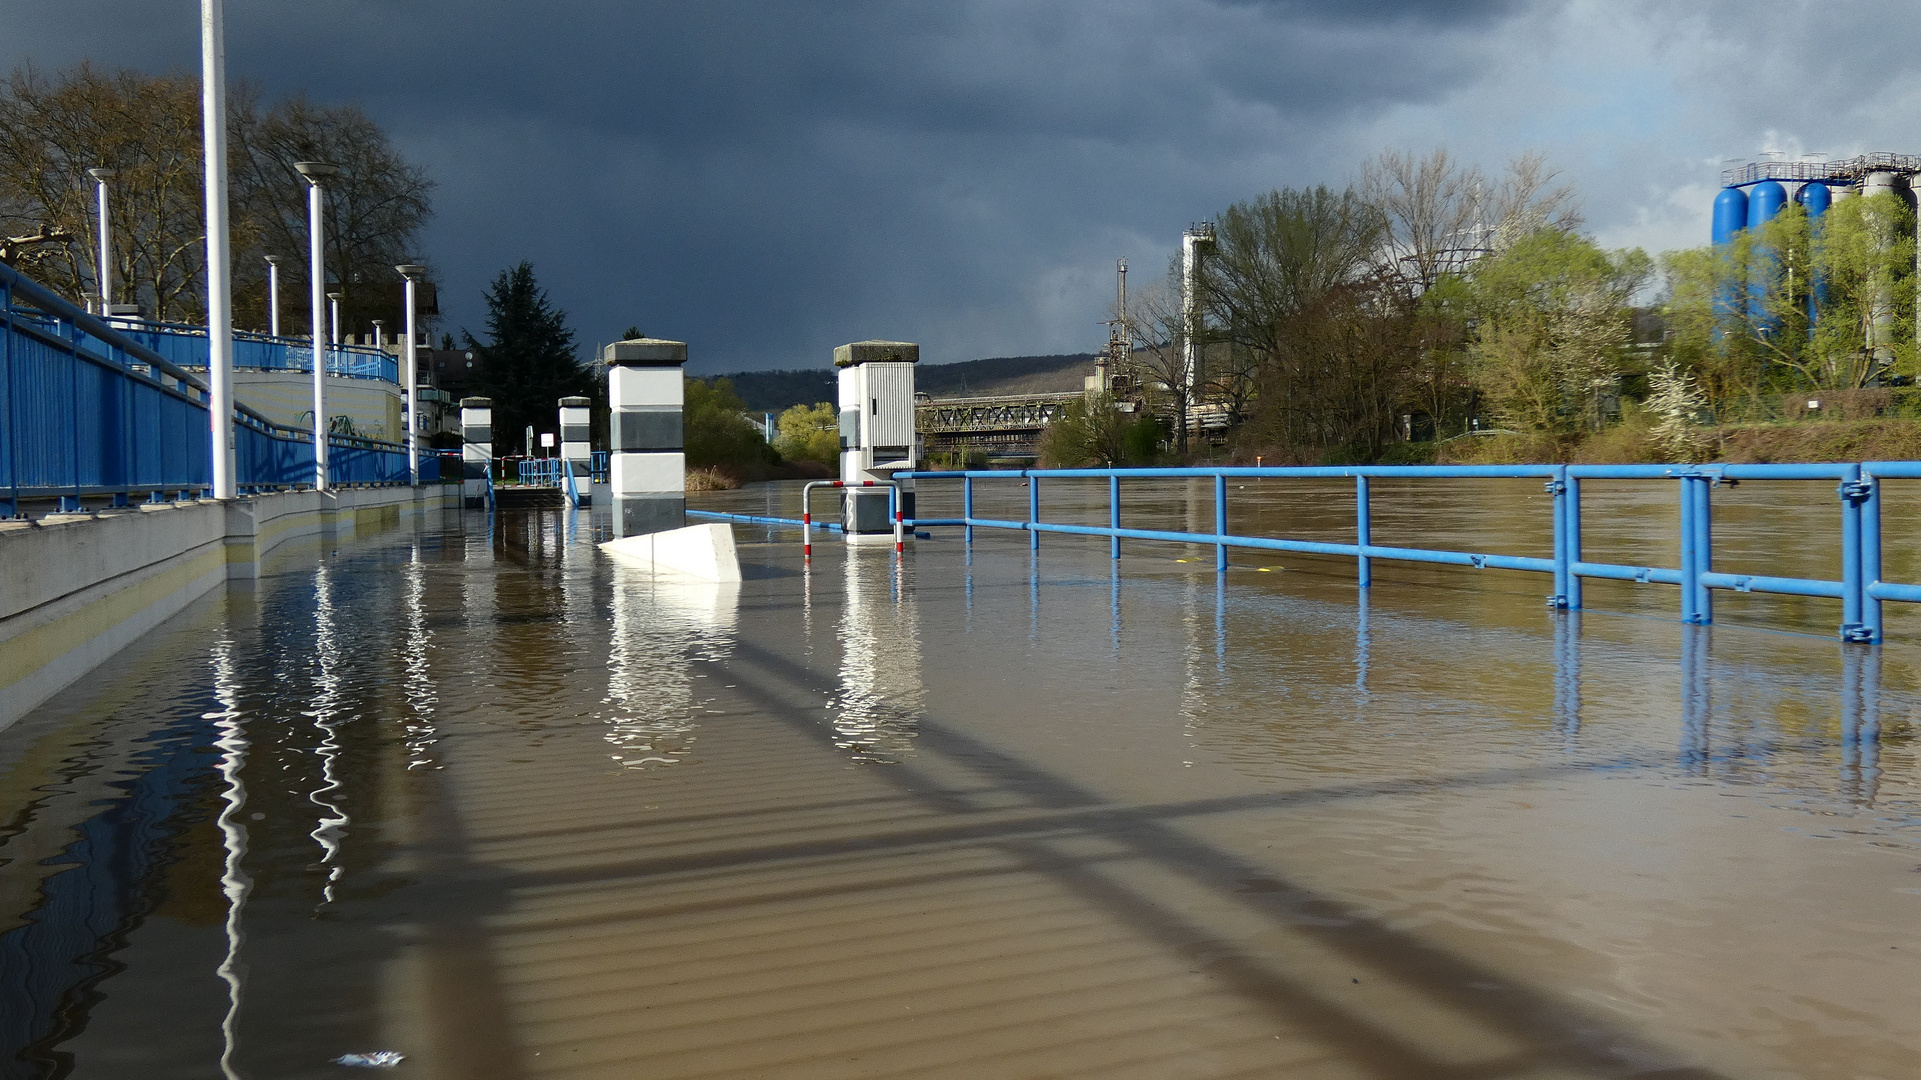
[0,63,433,334]
[1066,148,1921,467]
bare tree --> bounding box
[1361,147,1583,297]
[0,63,207,319]
[0,62,434,332]
[1122,271,1196,455]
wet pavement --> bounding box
[1,478,1918,1078]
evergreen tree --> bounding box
[465,262,589,454]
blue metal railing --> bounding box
[12,311,400,383]
[900,464,1921,644]
[1,262,412,512]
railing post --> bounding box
[1862,470,1883,644]
[1840,465,1869,642]
[1678,474,1700,624]
[1566,475,1583,611]
[1549,467,1568,607]
[1109,472,1120,559]
[963,474,974,544]
[1693,474,1713,625]
[1354,474,1370,587]
[1215,473,1229,573]
[1028,471,1039,550]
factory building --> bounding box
[1712,153,1921,368]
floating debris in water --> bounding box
[335,1051,405,1068]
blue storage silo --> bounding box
[1796,180,1832,218]
[1746,181,1787,330]
[1711,186,1748,245]
[1748,180,1787,228]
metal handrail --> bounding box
[801,479,903,557]
[901,463,1921,643]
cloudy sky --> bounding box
[10,1,1921,372]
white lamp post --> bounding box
[198,1,236,500]
[396,264,426,484]
[294,160,337,491]
[371,318,384,351]
[86,167,114,314]
[327,290,342,345]
[263,254,282,336]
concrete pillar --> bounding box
[460,396,492,509]
[604,338,685,537]
[559,395,593,505]
[835,340,918,542]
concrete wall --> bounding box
[235,371,404,443]
[0,485,457,732]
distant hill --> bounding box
[710,353,1096,415]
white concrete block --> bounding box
[610,452,683,495]
[609,366,683,409]
[600,523,742,582]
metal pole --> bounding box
[198,3,235,500]
[328,291,341,345]
[962,474,974,544]
[1109,472,1120,559]
[1354,474,1370,586]
[1566,476,1584,610]
[295,162,336,491]
[1550,467,1568,606]
[1028,472,1039,550]
[371,319,384,351]
[1840,465,1864,640]
[1678,476,1699,624]
[1692,476,1713,625]
[264,255,281,337]
[397,265,424,486]
[87,167,114,312]
[1215,473,1228,573]
[1862,471,1883,643]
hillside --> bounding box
[712,353,1095,414]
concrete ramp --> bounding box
[599,522,742,582]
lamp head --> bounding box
[86,167,116,182]
[263,254,283,266]
[395,263,426,280]
[292,161,339,182]
[327,291,344,302]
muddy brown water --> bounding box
[1,477,1918,1079]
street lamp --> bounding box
[327,290,343,345]
[86,167,114,314]
[371,318,384,351]
[396,264,426,485]
[293,160,337,491]
[263,254,282,336]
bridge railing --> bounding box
[9,311,398,383]
[900,464,1921,643]
[1,262,412,513]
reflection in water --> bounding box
[207,633,248,1080]
[603,564,740,769]
[1553,611,1581,741]
[401,541,439,769]
[1679,625,1712,773]
[306,563,348,906]
[1843,646,1883,805]
[831,553,923,763]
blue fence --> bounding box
[901,464,1921,644]
[12,312,398,383]
[1,262,412,512]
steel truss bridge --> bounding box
[916,392,1084,461]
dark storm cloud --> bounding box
[8,1,1545,370]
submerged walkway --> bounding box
[1,491,1917,1078]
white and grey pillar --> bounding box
[461,396,492,509]
[559,395,593,506]
[835,340,918,541]
[604,338,686,537]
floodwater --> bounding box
[2,477,1918,1079]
